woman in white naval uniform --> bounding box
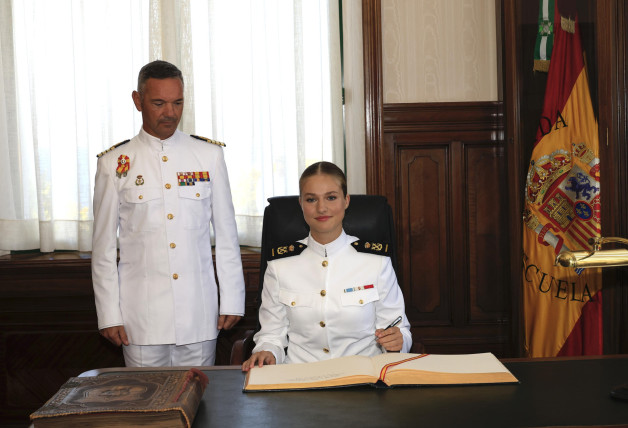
[242,162,411,370]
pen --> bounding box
[384,316,402,330]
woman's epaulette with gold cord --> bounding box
[351,240,391,256]
[268,242,307,261]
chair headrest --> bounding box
[264,194,393,246]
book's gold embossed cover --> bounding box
[31,369,207,428]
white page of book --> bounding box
[374,352,510,374]
[247,355,378,385]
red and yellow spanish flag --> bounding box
[523,13,602,357]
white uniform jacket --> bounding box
[91,128,245,345]
[252,231,412,364]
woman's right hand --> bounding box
[242,351,276,372]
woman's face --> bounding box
[299,173,350,245]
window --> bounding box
[0,0,343,252]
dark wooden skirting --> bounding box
[0,250,261,425]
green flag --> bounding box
[534,0,554,72]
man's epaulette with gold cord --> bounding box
[351,240,391,257]
[96,139,130,158]
[191,135,226,147]
[268,242,307,261]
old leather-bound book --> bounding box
[30,368,208,428]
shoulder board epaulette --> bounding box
[96,139,130,158]
[351,240,391,256]
[269,242,307,261]
[191,134,226,147]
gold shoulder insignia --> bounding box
[269,242,307,261]
[191,134,226,147]
[351,240,391,256]
[96,139,130,158]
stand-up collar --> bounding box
[306,230,357,257]
[138,127,179,151]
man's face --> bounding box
[132,77,184,140]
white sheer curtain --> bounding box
[0,0,345,253]
[1,1,149,254]
[184,0,344,245]
[342,0,366,195]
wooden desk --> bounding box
[80,356,628,427]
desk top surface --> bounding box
[83,356,628,428]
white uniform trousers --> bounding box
[122,339,216,367]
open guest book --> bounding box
[243,352,519,391]
[30,368,208,428]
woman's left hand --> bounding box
[375,326,403,352]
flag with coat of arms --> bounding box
[522,9,602,357]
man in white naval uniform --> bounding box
[92,60,245,367]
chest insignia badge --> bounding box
[343,284,374,293]
[135,175,144,186]
[116,155,130,178]
[177,171,210,186]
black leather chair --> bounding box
[229,195,421,364]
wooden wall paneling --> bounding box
[381,102,509,356]
[364,0,511,355]
[450,140,466,329]
[501,0,526,358]
[396,141,451,325]
[362,0,383,195]
[619,0,628,354]
[0,254,124,425]
[466,143,510,325]
[214,249,261,365]
[596,0,628,354]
